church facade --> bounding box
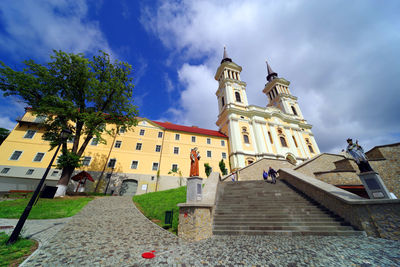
[215,48,319,171]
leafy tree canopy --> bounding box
[219,159,228,175]
[0,50,138,190]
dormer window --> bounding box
[235,92,241,102]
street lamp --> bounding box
[7,128,72,245]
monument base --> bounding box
[358,171,391,199]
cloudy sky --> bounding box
[0,0,399,153]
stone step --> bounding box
[214,207,327,213]
[216,203,322,208]
[213,225,355,231]
[214,212,330,217]
[213,217,343,223]
[213,221,348,226]
[213,214,337,220]
[212,229,366,236]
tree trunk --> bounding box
[54,166,75,197]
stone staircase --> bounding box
[213,180,365,236]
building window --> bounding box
[119,127,126,134]
[175,134,180,141]
[114,141,122,148]
[158,132,163,138]
[26,169,34,175]
[91,138,98,146]
[155,145,161,152]
[51,171,59,177]
[10,151,23,161]
[136,143,142,150]
[235,92,241,102]
[174,147,179,154]
[207,138,211,144]
[221,140,225,146]
[1,168,10,174]
[280,137,288,147]
[139,129,145,136]
[292,136,298,147]
[192,136,196,143]
[82,156,91,166]
[222,152,227,159]
[308,145,315,153]
[108,158,116,168]
[24,130,36,139]
[243,134,250,144]
[172,164,178,172]
[152,162,159,171]
[268,132,273,144]
[131,160,138,169]
[33,152,45,162]
[291,106,298,116]
[221,97,225,107]
[207,150,212,158]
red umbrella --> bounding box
[71,171,94,192]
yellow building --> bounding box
[0,47,321,195]
[0,112,229,195]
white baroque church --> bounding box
[215,47,320,170]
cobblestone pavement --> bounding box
[19,196,400,266]
[0,217,71,245]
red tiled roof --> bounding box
[152,121,227,138]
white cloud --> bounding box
[0,0,113,60]
[141,0,400,152]
[0,116,17,130]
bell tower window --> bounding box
[235,92,241,102]
[221,97,225,107]
[243,134,250,144]
[280,137,288,147]
[291,106,298,116]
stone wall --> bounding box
[294,153,346,177]
[279,168,400,240]
[366,144,400,198]
[237,158,295,181]
[314,170,360,185]
[177,204,213,241]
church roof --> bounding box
[152,121,227,138]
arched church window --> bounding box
[308,145,315,153]
[291,106,298,116]
[242,127,247,132]
[243,134,250,144]
[221,97,225,107]
[280,136,288,147]
[235,92,242,102]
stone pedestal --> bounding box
[177,203,213,241]
[358,171,391,199]
[186,176,203,203]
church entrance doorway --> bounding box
[119,179,138,196]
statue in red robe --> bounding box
[190,147,200,177]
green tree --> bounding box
[0,128,10,145]
[0,50,138,196]
[219,159,228,175]
[204,163,212,177]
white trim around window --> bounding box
[9,150,23,161]
[33,152,45,162]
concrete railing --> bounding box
[279,168,400,240]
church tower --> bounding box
[262,61,304,120]
[215,47,320,171]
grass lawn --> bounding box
[0,196,95,219]
[0,232,38,266]
[133,186,186,234]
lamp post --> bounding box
[7,128,71,245]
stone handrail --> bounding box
[279,168,400,240]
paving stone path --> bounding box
[7,196,400,266]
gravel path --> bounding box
[11,196,400,266]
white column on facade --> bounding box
[298,131,311,158]
[241,86,249,106]
[261,124,273,153]
[248,121,260,155]
[269,124,281,156]
[252,120,267,155]
[309,135,320,154]
[284,128,299,157]
[226,85,233,104]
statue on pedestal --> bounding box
[346,138,373,173]
[189,147,200,177]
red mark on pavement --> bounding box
[142,250,156,259]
